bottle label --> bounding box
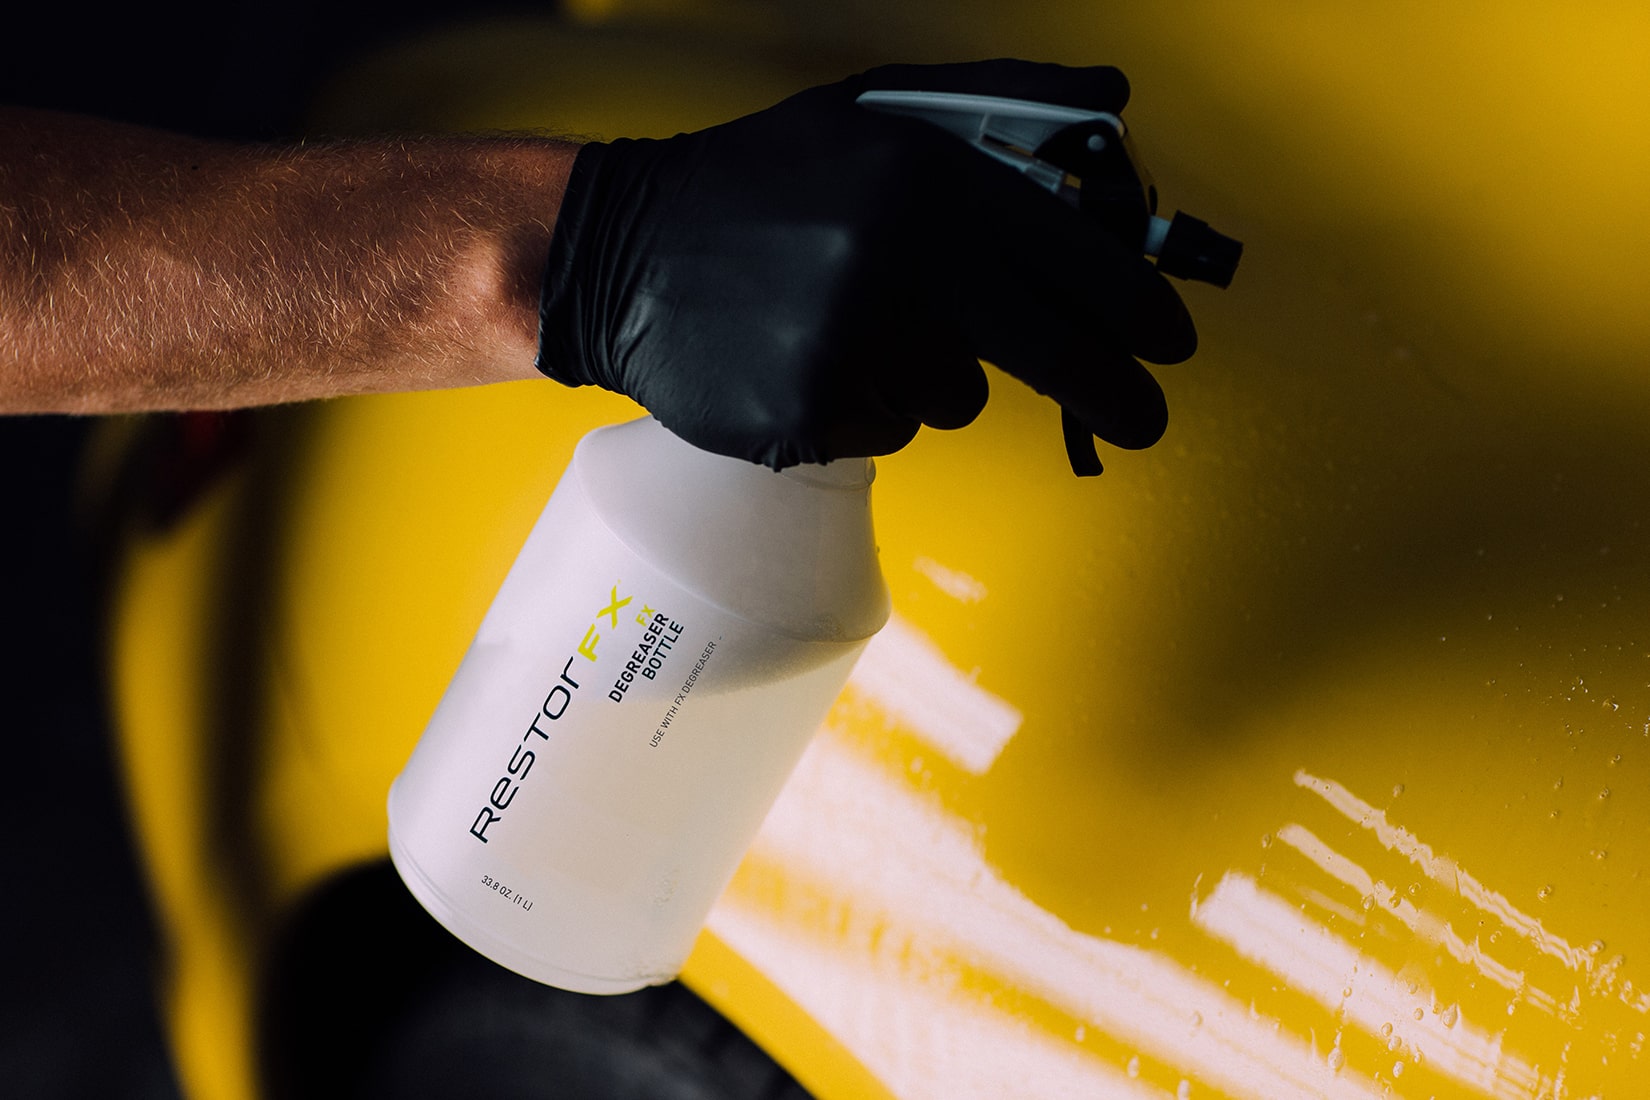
[461,573,701,850]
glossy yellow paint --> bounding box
[107,6,1650,1099]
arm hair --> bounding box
[0,108,578,412]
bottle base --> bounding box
[387,826,674,996]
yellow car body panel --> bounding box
[107,7,1650,1099]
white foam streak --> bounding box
[713,735,1384,1100]
[1294,770,1594,976]
[848,613,1022,774]
[1193,872,1545,1099]
[912,556,989,604]
[1274,824,1539,1004]
[710,903,1176,1100]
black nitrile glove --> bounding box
[536,59,1197,470]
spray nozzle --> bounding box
[1151,212,1243,289]
[857,90,1243,474]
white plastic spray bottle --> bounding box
[388,417,887,992]
[387,92,1241,995]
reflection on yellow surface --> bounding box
[1290,770,1646,1012]
[846,614,1024,775]
[711,630,1649,1097]
[714,731,1385,1099]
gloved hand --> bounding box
[536,59,1197,470]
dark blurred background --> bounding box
[0,4,533,1096]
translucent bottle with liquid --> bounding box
[387,416,889,993]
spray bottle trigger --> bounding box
[858,89,1241,477]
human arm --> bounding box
[0,108,576,412]
[2,60,1204,472]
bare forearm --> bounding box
[0,108,578,412]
